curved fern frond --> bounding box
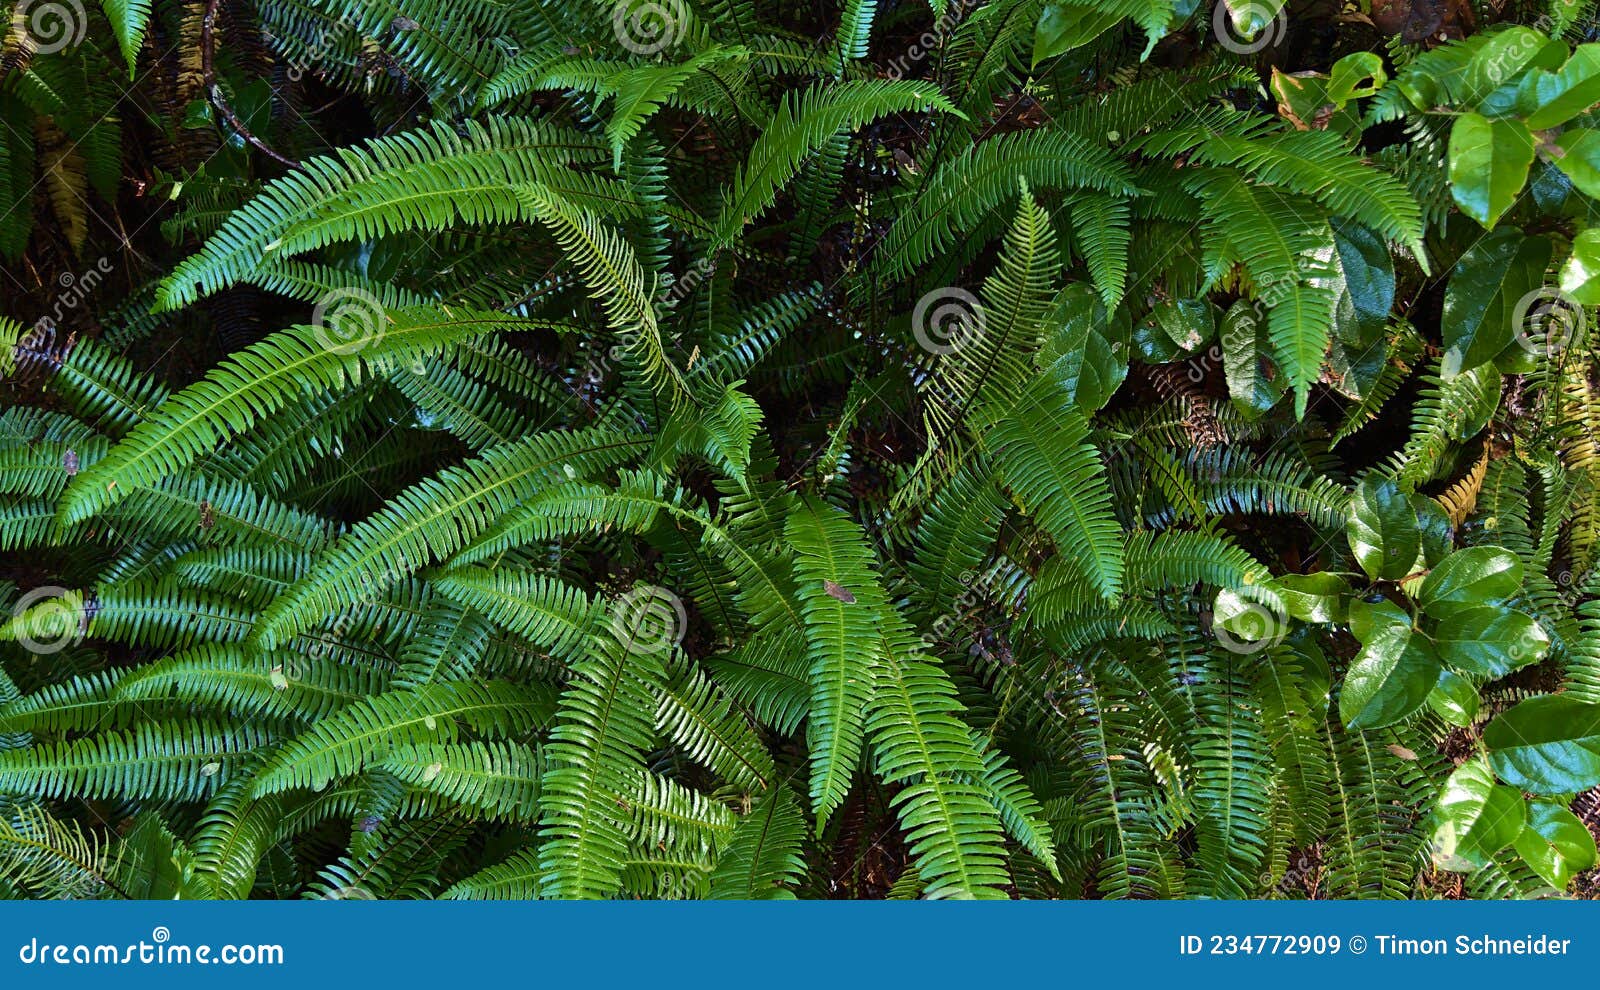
[986,377,1123,598]
[254,428,645,649]
[157,118,611,308]
[713,81,962,248]
[249,681,554,796]
[59,309,539,525]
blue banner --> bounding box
[2,901,1594,988]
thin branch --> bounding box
[202,0,298,169]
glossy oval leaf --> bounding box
[1426,669,1480,728]
[1347,476,1420,581]
[1432,758,1527,871]
[1433,665,1478,729]
[1440,228,1550,378]
[1220,301,1286,421]
[1276,572,1347,623]
[1484,695,1600,794]
[1522,45,1600,129]
[1411,495,1455,568]
[1555,128,1600,201]
[1032,4,1122,65]
[1417,546,1523,617]
[1448,113,1536,230]
[1044,284,1130,415]
[1561,227,1600,305]
[1514,800,1599,889]
[1341,598,1439,729]
[1434,604,1549,679]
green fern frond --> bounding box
[0,721,272,803]
[250,681,554,795]
[713,81,962,248]
[538,628,668,899]
[986,376,1123,598]
[707,787,806,898]
[58,309,537,525]
[253,427,645,649]
[785,498,884,825]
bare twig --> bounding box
[201,0,297,169]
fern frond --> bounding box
[987,376,1123,598]
[713,81,961,248]
[249,681,554,795]
[59,309,537,525]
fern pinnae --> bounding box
[248,681,555,797]
[785,497,884,826]
[538,618,670,899]
[57,308,538,526]
[252,427,647,650]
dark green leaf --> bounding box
[1514,801,1599,888]
[1485,695,1600,794]
[1521,45,1600,129]
[1341,598,1439,729]
[1433,605,1548,679]
[1275,572,1346,623]
[1440,228,1550,378]
[1220,301,1285,421]
[1554,128,1600,199]
[1044,285,1130,415]
[1417,546,1523,617]
[1432,759,1526,871]
[1426,669,1480,728]
[1447,113,1535,230]
[1347,476,1420,581]
[1561,228,1600,305]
